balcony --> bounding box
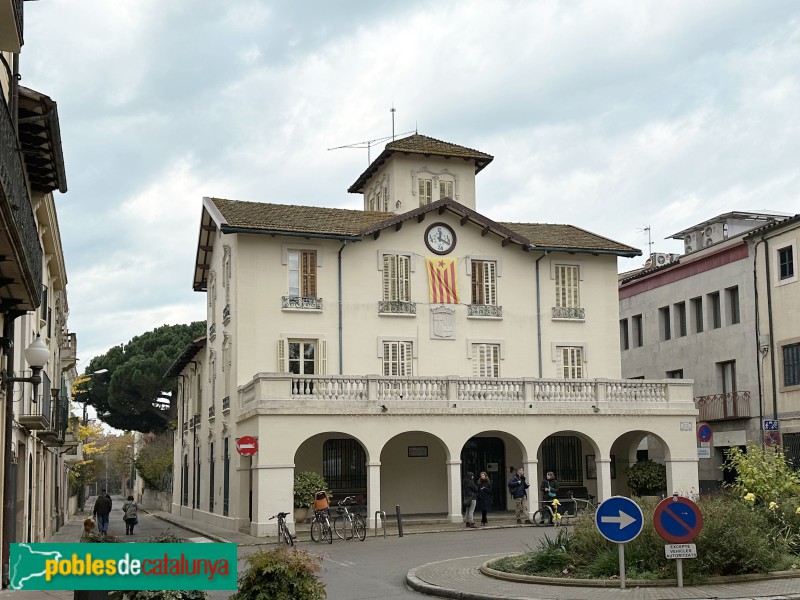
[209,323,216,340]
[222,396,230,411]
[191,414,201,429]
[240,374,693,418]
[282,296,323,311]
[223,304,231,324]
[468,304,503,318]
[182,421,189,434]
[0,0,23,52]
[61,332,77,372]
[696,391,751,422]
[208,405,215,419]
[552,306,585,320]
[0,87,44,311]
[18,390,52,431]
[378,301,416,316]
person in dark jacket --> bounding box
[476,471,493,526]
[92,490,112,535]
[462,472,479,528]
[507,467,532,524]
[539,471,559,524]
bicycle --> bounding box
[269,512,294,546]
[310,508,334,544]
[532,492,597,527]
[333,496,367,541]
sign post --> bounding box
[653,494,703,587]
[595,496,644,589]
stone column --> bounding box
[367,461,381,529]
[666,457,700,496]
[523,459,538,520]
[596,456,613,501]
[250,463,294,537]
[447,459,462,523]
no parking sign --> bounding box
[653,496,702,544]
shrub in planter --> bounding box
[294,471,329,509]
[624,460,667,497]
[230,547,326,600]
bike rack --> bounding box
[374,510,387,538]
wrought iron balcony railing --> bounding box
[222,304,231,323]
[468,304,503,318]
[695,391,751,422]
[282,296,323,310]
[552,306,585,320]
[222,396,230,411]
[378,301,416,315]
[208,405,215,419]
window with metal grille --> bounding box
[472,343,500,377]
[784,343,800,387]
[541,436,583,484]
[784,432,800,469]
[554,264,580,308]
[471,260,497,305]
[288,250,317,297]
[382,254,411,302]
[323,439,367,493]
[418,178,432,205]
[383,341,412,376]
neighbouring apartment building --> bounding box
[171,133,700,537]
[619,211,797,491]
[1,0,79,585]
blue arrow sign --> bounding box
[595,496,644,543]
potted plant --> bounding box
[624,459,667,499]
[294,471,329,523]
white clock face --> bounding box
[425,223,456,255]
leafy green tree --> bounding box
[74,322,206,433]
[724,444,800,503]
[135,432,174,491]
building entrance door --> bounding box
[460,437,505,510]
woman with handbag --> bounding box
[123,495,139,535]
[476,471,493,526]
[461,472,479,528]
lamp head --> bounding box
[24,335,50,369]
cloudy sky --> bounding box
[19,0,800,364]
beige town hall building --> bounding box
[171,134,699,536]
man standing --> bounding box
[508,467,532,524]
[93,489,112,535]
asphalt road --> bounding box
[209,524,552,600]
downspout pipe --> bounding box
[534,251,550,378]
[338,241,347,375]
[752,241,765,440]
[762,237,779,419]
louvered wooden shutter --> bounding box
[485,262,496,305]
[383,255,396,301]
[398,256,410,302]
[302,251,317,296]
[319,340,327,375]
[399,342,412,376]
[278,338,288,372]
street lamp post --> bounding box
[1,334,51,586]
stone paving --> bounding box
[408,553,800,600]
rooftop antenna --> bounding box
[328,107,414,164]
[641,226,654,255]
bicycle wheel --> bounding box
[334,514,354,540]
[282,524,294,546]
[532,509,551,526]
[310,518,322,543]
[324,519,333,544]
[353,515,366,541]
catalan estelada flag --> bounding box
[427,258,459,304]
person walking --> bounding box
[508,467,532,524]
[476,471,493,526]
[462,472,479,528]
[92,489,112,535]
[122,495,139,535]
[539,471,559,524]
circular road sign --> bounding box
[653,496,703,543]
[697,423,713,443]
[236,435,258,457]
[765,430,781,447]
[595,496,644,543]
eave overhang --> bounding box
[18,86,67,194]
[165,337,207,379]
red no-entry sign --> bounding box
[236,436,258,456]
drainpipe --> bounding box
[752,241,765,443]
[534,251,550,378]
[2,311,23,587]
[10,54,19,138]
[338,242,347,375]
[761,237,778,419]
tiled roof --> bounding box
[348,134,493,193]
[501,222,639,254]
[210,198,388,236]
[206,198,639,255]
[743,213,800,239]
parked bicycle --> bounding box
[334,495,367,541]
[533,492,597,527]
[269,512,294,546]
[310,490,334,544]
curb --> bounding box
[142,509,231,544]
